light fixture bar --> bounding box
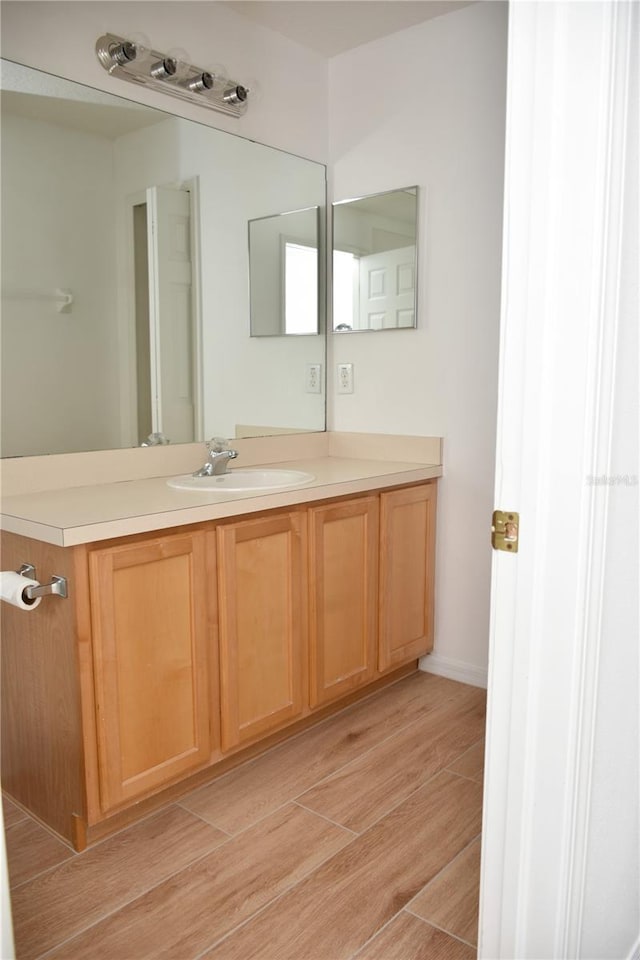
[95,33,249,118]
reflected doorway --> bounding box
[130,180,202,446]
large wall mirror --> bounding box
[332,187,418,332]
[0,59,326,458]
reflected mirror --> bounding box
[332,186,418,332]
[0,59,326,458]
[249,206,320,337]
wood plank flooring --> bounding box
[4,672,485,960]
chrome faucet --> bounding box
[193,438,239,477]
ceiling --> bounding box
[223,1,476,58]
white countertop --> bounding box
[1,457,442,547]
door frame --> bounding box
[118,177,203,446]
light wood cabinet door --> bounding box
[89,532,212,813]
[379,483,437,671]
[217,510,307,751]
[309,497,379,707]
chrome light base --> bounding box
[95,33,249,118]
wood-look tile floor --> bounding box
[4,672,485,960]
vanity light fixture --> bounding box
[95,33,249,118]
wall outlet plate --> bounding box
[337,362,354,394]
[305,363,322,394]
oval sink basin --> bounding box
[167,468,316,493]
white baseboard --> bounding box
[419,652,488,689]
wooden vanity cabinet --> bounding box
[0,480,437,849]
[216,509,307,751]
[87,530,214,813]
[0,532,87,845]
[379,483,437,671]
[308,496,379,707]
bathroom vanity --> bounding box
[0,437,440,850]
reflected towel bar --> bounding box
[2,288,74,313]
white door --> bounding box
[147,184,196,444]
[358,245,415,329]
[480,3,638,958]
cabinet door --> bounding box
[89,532,211,812]
[217,511,307,751]
[309,497,379,707]
[379,483,437,671]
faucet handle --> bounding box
[208,437,232,453]
[141,432,170,446]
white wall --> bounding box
[0,112,120,456]
[328,2,508,683]
[0,1,328,162]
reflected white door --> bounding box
[147,184,196,444]
[358,245,415,329]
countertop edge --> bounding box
[0,515,66,547]
[1,464,442,547]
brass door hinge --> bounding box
[492,510,519,552]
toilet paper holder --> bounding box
[17,563,68,601]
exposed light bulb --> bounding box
[108,40,137,66]
[223,84,248,105]
[150,57,177,80]
[166,47,192,82]
[186,72,214,93]
[208,63,231,88]
[126,31,152,59]
[243,78,262,105]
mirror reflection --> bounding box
[0,60,326,458]
[332,187,418,332]
[249,206,320,337]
